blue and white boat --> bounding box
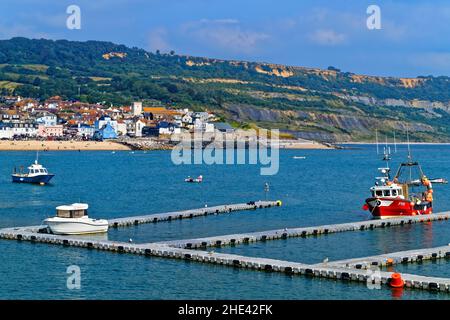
[12,153,54,185]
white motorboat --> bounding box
[44,203,108,235]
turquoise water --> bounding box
[1,145,450,299]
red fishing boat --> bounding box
[363,146,447,219]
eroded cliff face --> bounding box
[335,93,450,113]
[183,56,432,88]
[102,52,127,60]
[254,65,294,77]
[181,57,450,141]
[223,103,436,142]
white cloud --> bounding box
[198,18,239,25]
[181,19,269,54]
[147,27,172,52]
[409,52,450,70]
[309,29,346,46]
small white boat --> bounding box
[293,156,306,159]
[185,175,203,183]
[44,203,108,235]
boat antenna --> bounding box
[405,126,414,183]
[382,137,391,179]
[382,135,391,161]
[406,126,412,161]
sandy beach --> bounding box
[0,140,131,151]
[278,140,334,149]
[0,139,334,151]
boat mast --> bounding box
[393,131,397,153]
[406,127,412,162]
[406,126,414,183]
[382,136,391,180]
[375,129,379,154]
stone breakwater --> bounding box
[117,137,332,151]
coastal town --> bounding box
[0,95,330,150]
[0,95,227,140]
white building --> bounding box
[95,116,118,133]
[194,119,214,133]
[181,113,193,125]
[36,114,57,126]
[125,119,135,136]
[0,125,13,139]
[47,103,58,109]
[117,122,127,136]
[134,119,146,137]
[77,124,95,138]
[158,122,181,135]
[0,122,37,138]
[132,102,143,116]
[193,112,210,122]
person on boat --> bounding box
[422,176,430,187]
[425,190,433,202]
[411,195,421,205]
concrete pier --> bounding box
[158,211,450,249]
[3,204,450,294]
[108,200,281,227]
[316,244,450,270]
[0,227,449,292]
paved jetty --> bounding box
[315,244,450,270]
[1,227,450,292]
[159,211,450,249]
[108,200,281,227]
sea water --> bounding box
[0,145,450,299]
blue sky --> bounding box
[1,0,450,77]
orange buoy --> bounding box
[386,258,394,265]
[389,273,404,288]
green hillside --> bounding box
[2,37,450,142]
